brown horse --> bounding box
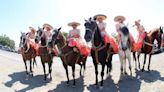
[133,27,163,72]
[35,27,54,81]
[19,32,37,76]
[49,27,87,86]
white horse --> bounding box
[118,26,132,80]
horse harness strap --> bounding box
[92,44,106,64]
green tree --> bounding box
[0,35,15,49]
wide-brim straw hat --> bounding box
[135,19,141,24]
[43,23,53,30]
[68,22,80,26]
[29,27,36,32]
[114,15,126,22]
[94,14,107,20]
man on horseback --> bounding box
[67,22,90,56]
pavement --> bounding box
[0,49,164,92]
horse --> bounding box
[133,27,163,72]
[118,26,132,80]
[49,27,87,86]
[84,18,113,87]
[19,32,37,77]
[35,27,54,81]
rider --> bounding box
[133,19,146,51]
[114,15,134,45]
[25,27,36,53]
[94,14,118,53]
[42,23,58,55]
[67,22,90,56]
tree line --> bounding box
[0,35,15,49]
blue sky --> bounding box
[0,0,164,47]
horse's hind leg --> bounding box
[82,58,86,76]
[33,57,37,69]
[137,52,141,69]
[148,54,152,71]
[48,61,53,80]
[94,63,98,86]
[41,62,46,81]
[79,63,82,76]
[142,54,147,72]
[72,65,76,86]
[133,52,137,70]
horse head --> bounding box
[49,27,62,47]
[35,27,44,44]
[119,26,130,51]
[19,32,27,48]
[84,17,103,47]
[156,26,163,49]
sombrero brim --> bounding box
[94,14,107,20]
[114,15,125,22]
[29,27,36,32]
[43,23,53,30]
[68,22,80,26]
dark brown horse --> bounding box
[133,27,163,72]
[49,27,87,86]
[84,18,113,88]
[19,32,37,76]
[35,27,54,81]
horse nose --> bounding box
[35,38,38,43]
[84,34,92,42]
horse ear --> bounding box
[89,17,92,21]
[58,27,62,31]
[84,19,88,22]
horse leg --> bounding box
[48,61,53,80]
[127,51,132,76]
[148,54,152,71]
[119,53,124,81]
[137,52,141,69]
[72,65,76,86]
[133,52,137,70]
[83,59,86,75]
[94,62,98,86]
[63,64,69,85]
[33,57,37,69]
[79,63,82,77]
[41,62,46,81]
[23,59,28,75]
[30,60,33,77]
[100,63,105,87]
[142,54,147,72]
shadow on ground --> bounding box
[48,76,85,92]
[136,70,164,83]
[4,71,51,92]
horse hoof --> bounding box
[99,86,103,90]
[94,83,98,88]
[142,69,144,72]
[125,72,128,75]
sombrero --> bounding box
[68,22,80,26]
[135,19,141,24]
[43,23,53,30]
[94,14,107,20]
[29,27,36,32]
[114,15,125,22]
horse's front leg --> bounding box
[72,65,76,86]
[119,52,124,81]
[30,60,33,77]
[127,50,132,76]
[148,54,152,71]
[100,63,105,88]
[93,61,98,86]
[41,62,46,81]
[142,54,147,72]
[63,63,69,85]
[48,60,53,80]
[23,59,28,75]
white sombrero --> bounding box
[29,26,36,32]
[68,22,80,26]
[114,15,126,22]
[43,23,53,30]
[94,14,107,20]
